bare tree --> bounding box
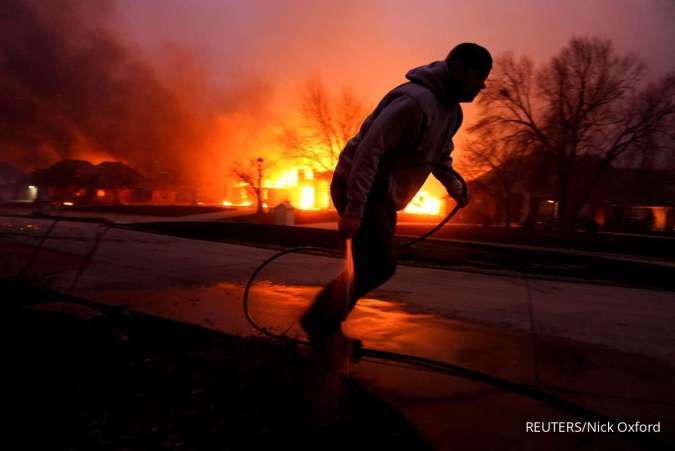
[461,126,536,227]
[281,80,368,171]
[471,37,675,231]
[232,157,266,215]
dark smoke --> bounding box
[0,0,203,179]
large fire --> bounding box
[299,186,315,210]
[224,167,443,215]
[403,191,443,215]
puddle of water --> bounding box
[229,281,511,368]
[235,280,539,383]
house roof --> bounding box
[96,161,144,187]
[31,159,98,187]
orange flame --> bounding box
[299,186,315,209]
[224,167,324,211]
[225,166,444,215]
[404,191,442,215]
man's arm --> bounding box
[344,95,426,219]
[432,105,468,207]
[432,149,469,207]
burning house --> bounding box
[31,159,98,204]
[94,161,146,204]
[226,168,330,211]
[30,159,150,206]
[226,165,447,216]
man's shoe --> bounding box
[300,311,362,363]
[316,329,364,365]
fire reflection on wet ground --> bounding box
[243,281,535,378]
[88,279,535,386]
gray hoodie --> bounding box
[333,60,465,218]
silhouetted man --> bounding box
[301,43,492,353]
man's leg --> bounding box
[300,198,397,343]
[348,200,397,313]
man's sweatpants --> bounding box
[301,177,398,336]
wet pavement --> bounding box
[2,215,674,449]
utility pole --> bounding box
[256,157,264,215]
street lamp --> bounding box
[256,158,264,215]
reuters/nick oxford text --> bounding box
[526,421,661,433]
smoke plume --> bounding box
[0,0,206,180]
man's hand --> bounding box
[450,189,470,207]
[338,214,362,239]
[446,174,469,207]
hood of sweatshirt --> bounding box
[405,61,459,107]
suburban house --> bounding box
[460,155,675,234]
